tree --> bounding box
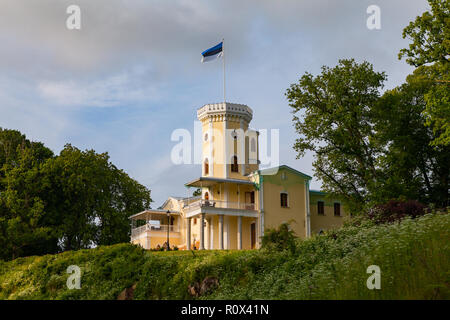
[398,0,449,67]
[40,144,152,251]
[286,59,386,213]
[0,129,152,260]
[192,188,202,197]
[0,148,52,259]
[0,128,55,259]
[374,69,450,207]
[287,59,449,212]
[399,0,450,146]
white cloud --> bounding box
[0,0,430,205]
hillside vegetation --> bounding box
[0,213,448,300]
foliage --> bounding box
[374,69,450,207]
[399,0,450,146]
[261,222,297,253]
[367,200,427,224]
[0,129,152,260]
[398,0,449,67]
[286,59,387,213]
[1,213,448,300]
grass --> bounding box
[0,212,448,299]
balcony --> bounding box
[184,199,258,217]
[131,224,179,241]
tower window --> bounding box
[251,138,256,152]
[318,201,324,215]
[334,203,341,216]
[204,158,209,175]
[231,155,239,172]
[280,193,288,207]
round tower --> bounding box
[197,102,259,179]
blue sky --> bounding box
[0,0,429,206]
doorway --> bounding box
[250,222,256,249]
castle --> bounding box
[130,102,347,250]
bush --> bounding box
[261,222,297,253]
[367,200,427,224]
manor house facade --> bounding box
[130,102,348,250]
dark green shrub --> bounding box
[261,222,297,252]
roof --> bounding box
[129,209,180,220]
[309,189,327,195]
[258,165,312,180]
[185,176,255,188]
[158,196,201,210]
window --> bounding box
[280,193,288,207]
[318,201,324,215]
[231,155,239,172]
[334,203,341,216]
[281,172,287,180]
[250,138,256,152]
[204,158,209,175]
[193,218,197,225]
[204,133,208,141]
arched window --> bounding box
[231,155,239,172]
[204,192,209,200]
[250,138,256,152]
[204,158,209,175]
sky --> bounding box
[0,0,429,207]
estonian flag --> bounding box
[201,42,223,63]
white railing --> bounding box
[184,199,256,212]
[131,224,179,238]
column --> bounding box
[219,215,224,250]
[237,216,242,250]
[200,213,205,250]
[207,218,211,249]
[186,217,191,250]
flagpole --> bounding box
[222,38,226,104]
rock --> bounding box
[117,284,136,300]
[199,277,219,295]
[188,277,218,297]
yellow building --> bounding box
[130,102,348,250]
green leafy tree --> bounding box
[399,0,450,146]
[374,70,450,207]
[0,129,152,260]
[192,188,202,197]
[398,0,449,67]
[286,59,386,213]
[40,144,152,251]
[0,148,52,259]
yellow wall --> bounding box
[201,112,257,180]
[309,192,348,234]
[261,168,308,238]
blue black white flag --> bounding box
[201,42,223,63]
